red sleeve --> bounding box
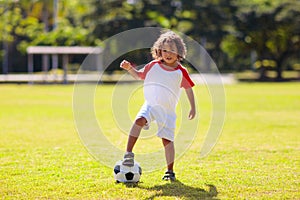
[138,60,158,80]
[178,65,195,89]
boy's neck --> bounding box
[161,60,179,69]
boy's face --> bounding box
[161,42,178,66]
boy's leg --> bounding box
[126,117,147,152]
[162,138,176,181]
[162,138,174,171]
[123,117,147,166]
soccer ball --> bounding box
[113,160,142,183]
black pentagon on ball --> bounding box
[125,172,134,180]
[114,165,120,174]
[138,166,142,175]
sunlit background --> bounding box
[0,0,299,82]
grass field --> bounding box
[0,83,299,199]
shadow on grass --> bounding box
[125,180,218,200]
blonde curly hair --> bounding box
[151,31,187,61]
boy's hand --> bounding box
[188,108,196,120]
[120,60,133,71]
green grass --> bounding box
[1,83,299,199]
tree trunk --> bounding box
[2,41,9,74]
[275,51,289,81]
[276,63,283,81]
[42,3,49,32]
[258,67,268,81]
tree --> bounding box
[88,0,238,71]
[88,0,182,71]
[2,0,299,77]
[0,0,96,73]
[0,1,27,73]
[176,0,238,71]
[224,0,300,80]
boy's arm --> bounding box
[185,88,196,120]
[120,60,141,80]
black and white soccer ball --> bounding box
[113,160,142,183]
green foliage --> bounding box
[1,0,300,78]
[0,4,23,42]
[17,18,96,54]
[224,0,300,77]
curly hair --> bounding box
[151,31,187,61]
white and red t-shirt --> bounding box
[137,60,194,112]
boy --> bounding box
[120,31,196,181]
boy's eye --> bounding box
[162,49,175,53]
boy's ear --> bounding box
[156,49,162,57]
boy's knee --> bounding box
[162,138,173,146]
[135,117,147,127]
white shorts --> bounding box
[135,102,176,141]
